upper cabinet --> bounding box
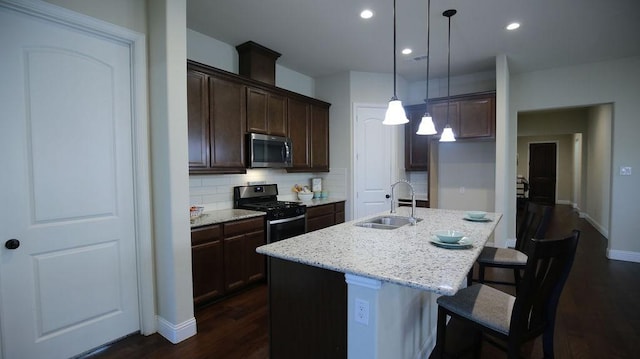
[458,95,495,138]
[188,62,247,174]
[430,91,495,140]
[246,87,287,136]
[187,60,331,174]
[286,99,330,173]
[404,105,431,171]
[404,91,495,171]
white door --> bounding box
[0,6,140,359]
[354,105,394,219]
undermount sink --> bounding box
[355,215,423,230]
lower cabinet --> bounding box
[191,225,224,305]
[306,201,346,232]
[191,216,265,305]
[223,217,266,292]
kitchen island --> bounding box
[257,207,501,359]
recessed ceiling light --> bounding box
[360,9,373,19]
[402,48,413,55]
[506,22,520,30]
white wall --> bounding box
[573,133,583,210]
[147,0,196,343]
[509,56,640,260]
[316,72,352,218]
[186,29,315,97]
[437,142,496,211]
[585,104,612,237]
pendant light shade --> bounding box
[384,98,409,125]
[416,0,437,135]
[416,114,437,135]
[383,0,408,125]
[440,9,457,142]
[440,126,456,142]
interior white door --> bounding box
[0,6,140,359]
[354,105,393,219]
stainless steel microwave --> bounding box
[247,133,293,168]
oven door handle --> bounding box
[268,214,306,225]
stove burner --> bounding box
[234,184,306,220]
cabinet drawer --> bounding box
[191,224,222,246]
[307,213,335,232]
[224,217,264,237]
[334,201,345,213]
[307,203,334,218]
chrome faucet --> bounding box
[389,180,416,223]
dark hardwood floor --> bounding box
[83,205,639,359]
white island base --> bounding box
[346,273,439,359]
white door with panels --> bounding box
[0,4,141,359]
[354,105,394,219]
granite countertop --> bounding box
[257,207,502,295]
[298,197,346,207]
[190,208,265,228]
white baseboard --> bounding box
[556,200,572,205]
[156,315,197,344]
[607,249,640,263]
[582,213,609,239]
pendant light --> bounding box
[440,9,457,142]
[416,0,437,135]
[383,0,409,125]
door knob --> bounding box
[5,239,20,250]
[385,194,390,199]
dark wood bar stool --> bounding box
[472,202,553,289]
[436,230,580,359]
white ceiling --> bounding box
[187,0,640,82]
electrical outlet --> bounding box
[459,186,465,194]
[355,298,369,325]
[620,166,632,176]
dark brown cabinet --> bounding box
[246,87,287,136]
[287,100,330,173]
[306,201,345,232]
[310,104,330,172]
[188,61,247,174]
[191,216,265,305]
[287,97,311,170]
[429,91,495,140]
[187,59,331,174]
[404,105,431,171]
[191,225,224,305]
[404,91,495,171]
[223,217,266,292]
[431,101,460,138]
[458,95,495,138]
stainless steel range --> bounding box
[234,184,306,243]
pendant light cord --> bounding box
[393,0,397,99]
[425,0,430,111]
[444,9,456,127]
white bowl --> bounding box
[434,230,465,243]
[297,192,314,201]
[466,211,487,219]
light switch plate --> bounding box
[620,166,632,176]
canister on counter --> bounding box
[311,177,322,198]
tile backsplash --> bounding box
[190,167,348,211]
